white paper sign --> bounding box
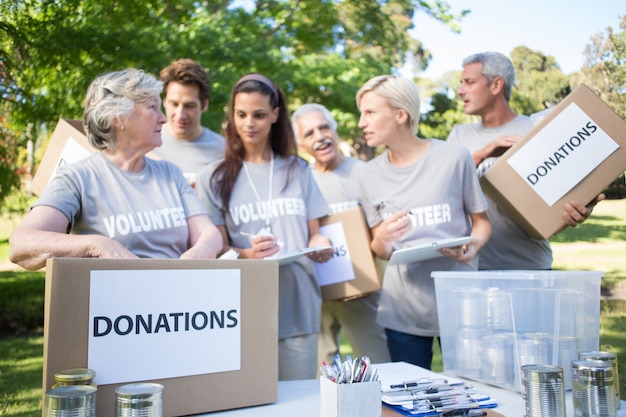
[88,269,241,385]
[507,103,619,206]
[50,136,92,184]
[314,222,356,286]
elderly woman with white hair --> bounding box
[9,69,222,271]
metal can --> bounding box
[578,351,620,410]
[52,368,97,389]
[115,382,164,417]
[521,364,566,417]
[44,385,97,417]
[572,359,617,417]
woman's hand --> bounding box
[370,209,412,260]
[245,235,282,259]
[306,233,333,263]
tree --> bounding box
[571,15,626,118]
[510,46,571,115]
[0,0,467,192]
[0,116,22,206]
[419,47,572,141]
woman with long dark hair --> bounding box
[196,73,333,380]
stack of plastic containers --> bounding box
[432,270,603,391]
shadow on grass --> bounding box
[0,270,45,337]
[551,214,626,243]
[0,335,44,417]
[600,300,626,400]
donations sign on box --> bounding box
[316,207,381,301]
[480,84,626,239]
[42,258,278,417]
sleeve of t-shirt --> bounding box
[447,126,461,144]
[175,170,209,219]
[354,161,382,228]
[195,163,227,226]
[32,167,83,228]
[301,161,331,220]
[460,149,489,214]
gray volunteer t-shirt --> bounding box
[311,157,363,213]
[35,152,207,258]
[357,139,488,337]
[196,155,330,339]
[153,126,225,182]
[447,114,553,270]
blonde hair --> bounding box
[356,75,421,136]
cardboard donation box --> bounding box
[316,207,381,301]
[32,118,160,196]
[42,258,278,417]
[480,84,626,239]
[31,119,92,196]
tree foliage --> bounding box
[0,0,469,190]
[419,47,574,140]
[0,116,22,204]
[571,15,626,119]
[509,46,571,115]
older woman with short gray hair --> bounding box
[9,68,223,270]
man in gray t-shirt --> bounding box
[154,59,225,187]
[448,52,602,270]
[292,104,390,366]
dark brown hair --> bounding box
[160,59,211,103]
[211,73,298,209]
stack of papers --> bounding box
[376,362,497,416]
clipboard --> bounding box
[388,237,472,266]
[269,246,333,266]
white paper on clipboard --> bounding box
[268,246,333,266]
[388,237,472,266]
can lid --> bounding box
[46,385,98,398]
[572,359,612,371]
[578,350,617,361]
[54,368,96,383]
[115,382,164,398]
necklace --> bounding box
[242,151,274,230]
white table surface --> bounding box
[197,377,626,416]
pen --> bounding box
[389,378,448,389]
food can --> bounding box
[521,364,566,417]
[578,351,620,410]
[44,385,97,417]
[52,368,97,389]
[115,382,164,417]
[572,359,616,417]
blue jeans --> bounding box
[385,328,434,370]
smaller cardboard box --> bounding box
[480,84,626,239]
[42,258,278,417]
[320,377,382,417]
[316,207,381,301]
[31,119,92,196]
[32,118,160,196]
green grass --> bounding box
[0,197,625,416]
[0,336,44,417]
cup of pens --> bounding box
[320,354,382,417]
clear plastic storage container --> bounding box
[432,270,603,391]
